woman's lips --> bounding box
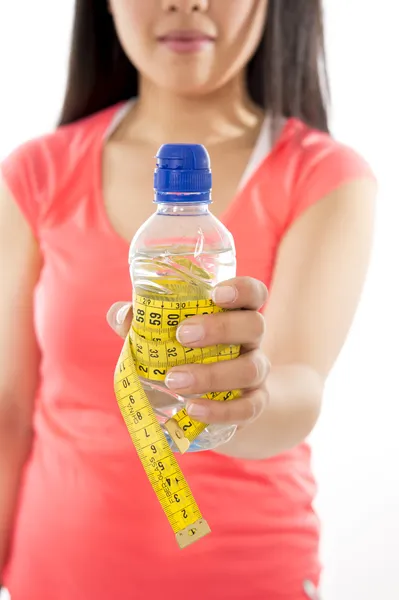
[157,31,215,53]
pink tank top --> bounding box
[1,103,374,600]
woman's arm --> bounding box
[217,177,376,458]
[107,177,376,461]
[0,180,41,574]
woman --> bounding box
[0,0,376,598]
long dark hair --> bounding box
[59,0,330,132]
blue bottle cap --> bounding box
[154,143,212,203]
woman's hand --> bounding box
[107,277,270,429]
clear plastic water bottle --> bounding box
[129,143,237,452]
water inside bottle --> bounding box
[129,247,237,452]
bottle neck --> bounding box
[155,202,211,216]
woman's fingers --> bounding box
[106,283,271,429]
[212,276,268,310]
[107,302,132,338]
[165,350,270,395]
[176,310,265,350]
[185,387,268,426]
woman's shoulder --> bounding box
[1,102,122,180]
[266,117,377,227]
[0,103,123,234]
[279,117,374,176]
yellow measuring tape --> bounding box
[114,276,240,548]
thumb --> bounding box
[107,302,132,338]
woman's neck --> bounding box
[118,74,264,147]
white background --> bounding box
[0,1,398,598]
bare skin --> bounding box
[107,177,376,459]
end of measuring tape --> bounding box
[176,519,211,549]
[164,418,191,453]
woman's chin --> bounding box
[155,79,222,99]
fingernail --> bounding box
[116,303,131,325]
[176,324,204,345]
[165,371,194,390]
[212,285,237,305]
[186,403,209,421]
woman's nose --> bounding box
[161,0,209,14]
